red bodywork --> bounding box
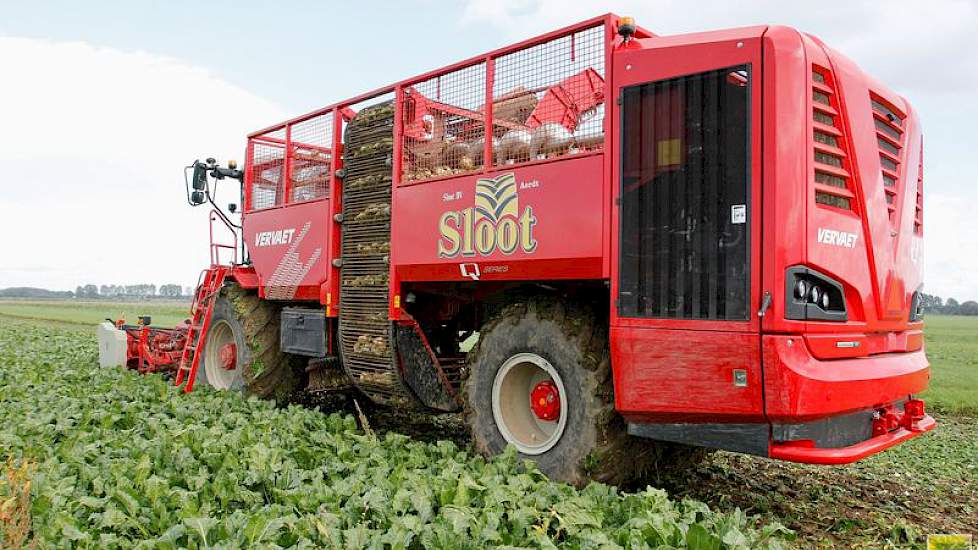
[227,15,932,462]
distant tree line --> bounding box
[94,284,186,298]
[0,284,191,300]
[75,284,191,299]
[920,293,978,316]
[0,287,74,299]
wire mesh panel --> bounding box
[249,140,286,210]
[491,25,606,166]
[288,111,334,203]
[401,63,487,182]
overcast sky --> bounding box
[1,0,976,300]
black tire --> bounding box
[464,298,707,487]
[197,283,302,402]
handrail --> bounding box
[209,209,238,267]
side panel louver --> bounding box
[914,141,923,235]
[811,67,855,211]
[869,93,906,222]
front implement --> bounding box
[98,264,235,392]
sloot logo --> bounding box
[438,173,537,258]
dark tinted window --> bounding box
[618,66,751,320]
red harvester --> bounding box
[100,15,934,485]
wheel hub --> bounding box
[530,380,560,421]
[204,319,242,390]
[219,343,236,370]
[491,353,568,455]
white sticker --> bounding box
[731,204,747,224]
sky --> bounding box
[1,0,976,300]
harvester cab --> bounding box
[100,14,935,487]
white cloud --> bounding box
[460,0,978,94]
[460,0,978,300]
[0,37,286,291]
[923,194,978,300]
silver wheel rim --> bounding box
[204,320,240,390]
[491,352,567,455]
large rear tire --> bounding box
[196,283,302,402]
[464,298,707,487]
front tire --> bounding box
[197,283,301,402]
[464,298,706,487]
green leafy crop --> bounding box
[0,321,792,549]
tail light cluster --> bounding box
[785,266,847,321]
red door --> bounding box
[609,30,766,424]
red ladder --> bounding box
[174,266,229,392]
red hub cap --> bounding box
[530,380,560,421]
[219,343,236,370]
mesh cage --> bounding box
[289,112,334,203]
[249,140,286,210]
[398,23,607,183]
[492,24,606,166]
[401,63,487,182]
[247,112,335,211]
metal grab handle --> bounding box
[209,209,239,267]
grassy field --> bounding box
[920,315,978,415]
[0,299,190,327]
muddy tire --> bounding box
[196,283,302,402]
[464,298,707,487]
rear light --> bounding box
[808,285,822,307]
[785,266,847,321]
[794,279,808,300]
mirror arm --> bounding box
[184,158,242,228]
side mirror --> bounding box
[188,161,208,206]
[192,162,208,191]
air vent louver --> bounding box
[869,93,906,221]
[811,66,854,211]
[914,142,923,234]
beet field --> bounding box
[1,306,975,548]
